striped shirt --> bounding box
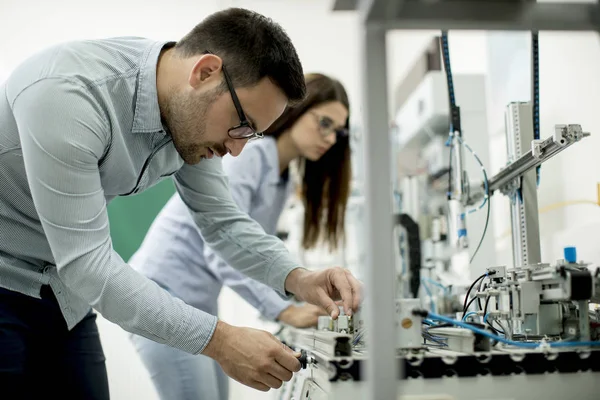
[0,37,300,355]
[130,137,293,321]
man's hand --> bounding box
[277,304,327,328]
[284,267,363,319]
[202,321,301,392]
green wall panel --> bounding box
[107,179,175,262]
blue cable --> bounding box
[423,332,448,347]
[399,232,407,276]
[421,280,436,312]
[456,136,489,213]
[462,311,479,322]
[422,277,449,293]
[425,311,600,348]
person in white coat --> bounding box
[129,73,352,399]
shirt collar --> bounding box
[262,137,288,186]
[131,40,176,134]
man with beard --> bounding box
[0,8,362,399]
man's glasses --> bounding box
[310,112,349,138]
[205,51,263,141]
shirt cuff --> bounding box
[169,306,219,355]
[265,253,301,299]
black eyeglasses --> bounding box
[310,112,349,138]
[205,50,263,141]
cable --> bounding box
[476,279,487,311]
[447,143,453,199]
[441,32,456,110]
[464,296,478,314]
[483,314,505,336]
[482,296,504,334]
[441,31,461,201]
[419,310,600,349]
[421,280,436,312]
[455,136,489,213]
[457,135,490,264]
[353,328,366,346]
[469,188,490,264]
[483,294,491,316]
[422,277,448,292]
[422,331,448,347]
[532,32,541,186]
[462,311,478,322]
[496,199,600,240]
[453,136,490,264]
[492,319,506,336]
[461,273,488,318]
[441,32,490,265]
[539,200,599,214]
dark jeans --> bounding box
[0,286,110,400]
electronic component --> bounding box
[396,299,423,349]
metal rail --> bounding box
[488,124,589,194]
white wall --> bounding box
[485,30,600,268]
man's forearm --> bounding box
[283,267,309,296]
[175,162,302,296]
[201,320,229,359]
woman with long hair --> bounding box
[129,73,352,399]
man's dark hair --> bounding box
[175,8,306,104]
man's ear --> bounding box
[188,54,222,89]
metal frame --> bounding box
[360,24,397,400]
[488,122,590,194]
[332,1,600,398]
[280,327,600,400]
[337,0,600,31]
[505,102,542,268]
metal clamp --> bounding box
[554,124,587,147]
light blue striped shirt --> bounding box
[130,137,293,320]
[0,37,300,355]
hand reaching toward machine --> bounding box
[202,266,362,393]
[276,304,327,328]
[284,267,363,319]
[202,321,301,391]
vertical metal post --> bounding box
[360,23,398,399]
[505,102,542,269]
[578,300,591,341]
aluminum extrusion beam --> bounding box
[332,0,359,11]
[488,124,589,194]
[339,0,600,32]
[361,25,398,400]
[505,103,541,268]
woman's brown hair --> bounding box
[263,73,351,251]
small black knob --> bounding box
[298,349,308,369]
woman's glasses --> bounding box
[310,112,348,138]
